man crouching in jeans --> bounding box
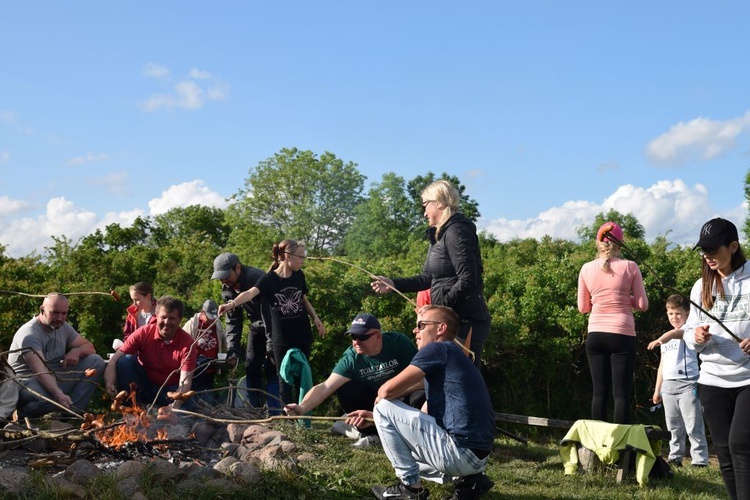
[348,305,495,499]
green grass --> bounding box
[15,421,727,499]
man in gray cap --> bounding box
[182,299,227,401]
[211,252,279,412]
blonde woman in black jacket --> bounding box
[371,180,491,369]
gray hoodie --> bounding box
[683,263,750,388]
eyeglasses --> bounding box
[416,320,442,331]
[698,247,721,257]
[421,200,435,208]
[350,332,375,342]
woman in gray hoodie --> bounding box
[683,217,750,500]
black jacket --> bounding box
[393,213,490,322]
[221,265,272,356]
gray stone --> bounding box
[296,452,316,462]
[0,467,28,494]
[174,478,204,494]
[63,459,102,485]
[147,458,185,481]
[241,424,271,443]
[255,430,287,446]
[226,423,248,443]
[117,476,141,497]
[280,439,297,453]
[221,442,239,454]
[115,460,146,480]
[190,421,217,447]
[187,465,222,480]
[228,461,262,484]
[48,477,87,499]
[214,456,239,474]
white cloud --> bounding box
[0,197,99,257]
[147,180,229,215]
[481,179,744,246]
[0,110,34,134]
[647,112,750,166]
[87,171,131,196]
[142,63,171,80]
[138,66,229,112]
[65,152,108,166]
[0,195,33,219]
[0,151,9,165]
[188,68,211,80]
[0,181,228,257]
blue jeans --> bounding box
[374,399,488,486]
[19,354,105,418]
[116,354,196,410]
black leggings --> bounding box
[699,384,750,500]
[586,332,636,424]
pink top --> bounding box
[577,258,648,336]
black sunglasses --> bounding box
[416,320,442,331]
[698,247,721,257]
[350,332,375,342]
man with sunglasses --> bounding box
[284,313,423,448]
[353,305,494,499]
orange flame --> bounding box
[95,388,169,449]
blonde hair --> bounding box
[597,240,621,271]
[422,180,460,237]
[269,239,306,273]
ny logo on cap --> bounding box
[702,223,713,236]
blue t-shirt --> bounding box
[411,341,495,451]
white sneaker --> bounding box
[331,419,362,440]
[351,435,381,448]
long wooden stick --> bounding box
[171,408,373,425]
[604,233,742,343]
[0,290,120,300]
[308,256,417,307]
[309,256,476,359]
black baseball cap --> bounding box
[693,218,739,250]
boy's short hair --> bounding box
[665,294,689,311]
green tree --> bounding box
[344,173,419,258]
[744,168,750,241]
[151,206,230,249]
[576,209,646,242]
[230,148,365,254]
[407,172,481,226]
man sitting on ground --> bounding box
[104,296,197,409]
[284,313,423,448]
[9,293,105,418]
[349,305,495,499]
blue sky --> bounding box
[1,2,748,258]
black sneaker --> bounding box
[667,460,682,468]
[372,481,430,499]
[451,472,494,499]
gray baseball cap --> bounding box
[202,299,219,320]
[211,252,240,280]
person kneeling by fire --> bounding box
[348,306,495,500]
[104,296,198,412]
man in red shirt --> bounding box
[104,296,198,409]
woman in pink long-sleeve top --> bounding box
[577,222,649,424]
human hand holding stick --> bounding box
[601,230,743,343]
